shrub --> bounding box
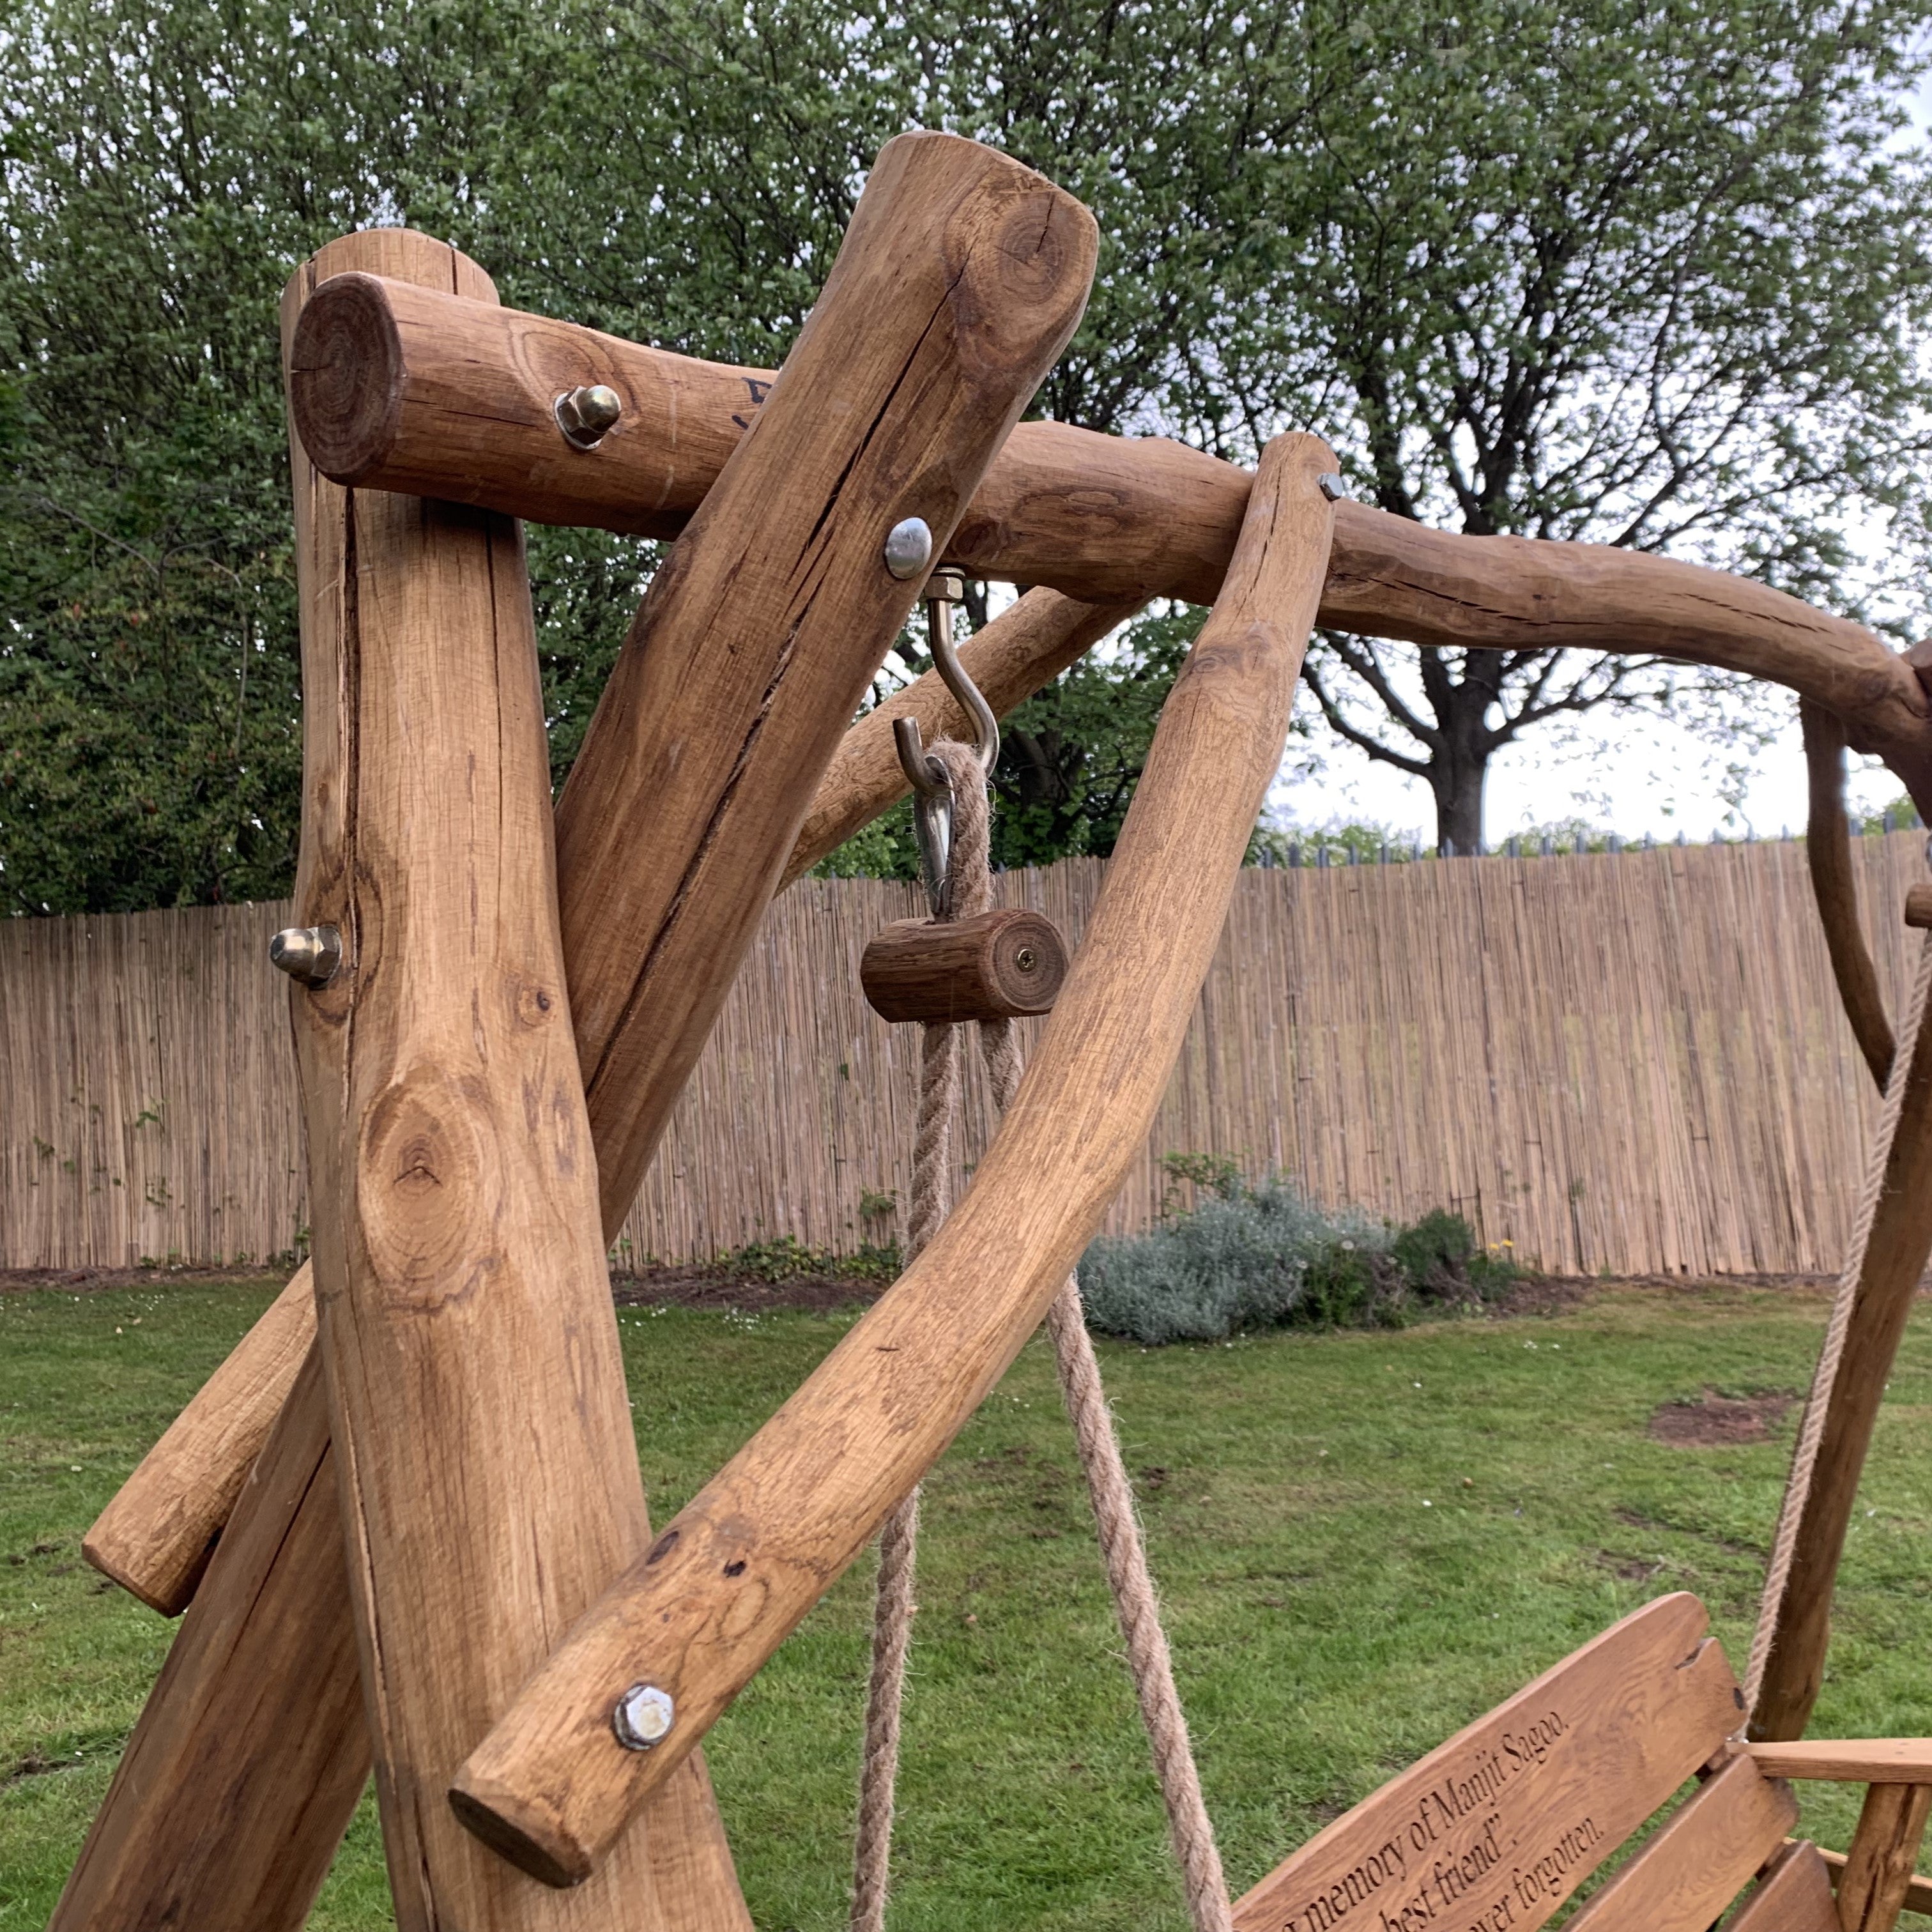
[1077,1180,1516,1345]
[1077,1176,1397,1344]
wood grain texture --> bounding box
[52,229,751,1932]
[1750,1740,1932,1782]
[860,908,1068,1023]
[1752,980,1932,1739]
[1729,1841,1844,1932]
[288,385,673,1927]
[448,429,1337,1885]
[1905,883,1932,929]
[78,584,1123,1620]
[287,272,1932,804]
[1561,1755,1796,1932]
[1816,1842,1932,1918]
[82,1260,314,1613]
[1230,1593,1745,1932]
[49,1346,369,1931]
[781,586,1141,885]
[1805,701,1895,1089]
[1837,1783,1932,1932]
[552,130,1098,1236]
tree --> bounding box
[1180,0,1932,851]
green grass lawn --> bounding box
[4,1279,1931,1929]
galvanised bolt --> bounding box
[611,1681,675,1751]
[268,926,342,988]
[883,516,934,581]
[555,384,624,450]
[1317,473,1348,502]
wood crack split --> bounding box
[796,268,963,565]
[586,617,804,1098]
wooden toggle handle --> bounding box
[861,908,1069,1023]
[447,429,1340,1889]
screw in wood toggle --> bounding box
[554,384,624,450]
[268,926,342,988]
[611,1682,675,1751]
[884,517,933,581]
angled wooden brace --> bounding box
[84,585,1132,1621]
[448,429,1340,1886]
[52,130,1096,1932]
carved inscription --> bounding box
[1277,1710,1608,1932]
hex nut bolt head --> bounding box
[268,925,342,988]
[555,384,624,450]
[612,1682,675,1751]
[1316,473,1348,502]
[884,516,934,581]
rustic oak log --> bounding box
[289,385,679,1926]
[1804,700,1895,1088]
[66,128,1097,1921]
[1836,1783,1932,1932]
[783,586,1140,885]
[551,130,1096,1235]
[52,227,751,1932]
[1752,985,1932,1739]
[861,909,1069,1023]
[84,584,1124,1621]
[445,430,1337,1885]
[82,1255,316,1613]
[287,272,1932,807]
[49,1346,369,1929]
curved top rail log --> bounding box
[289,272,1932,809]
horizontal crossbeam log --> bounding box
[287,272,1932,811]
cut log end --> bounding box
[445,1782,590,1890]
[860,908,1069,1023]
[1905,883,1932,930]
[289,272,406,480]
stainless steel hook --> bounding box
[894,572,998,915]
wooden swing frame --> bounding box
[47,128,1932,1932]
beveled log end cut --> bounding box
[289,272,407,482]
[861,907,1069,1024]
[447,1779,589,1890]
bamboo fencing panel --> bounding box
[1,834,1917,1276]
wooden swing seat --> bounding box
[1232,1592,1931,1932]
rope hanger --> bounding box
[851,579,1234,1932]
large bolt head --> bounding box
[268,925,342,988]
[555,384,624,449]
[612,1682,675,1751]
[883,516,934,581]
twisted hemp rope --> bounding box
[850,739,1233,1932]
[1742,923,1932,1721]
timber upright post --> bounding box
[50,229,751,1932]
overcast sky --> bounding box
[1269,68,1932,847]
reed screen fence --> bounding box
[2,834,1914,1277]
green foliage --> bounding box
[4,0,1928,903]
[1157,1149,1245,1216]
[709,1234,902,1284]
[1079,1177,1517,1345]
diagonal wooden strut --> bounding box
[83,586,1132,1621]
[55,128,1097,1930]
[447,429,1339,1887]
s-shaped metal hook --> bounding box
[894,571,999,916]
